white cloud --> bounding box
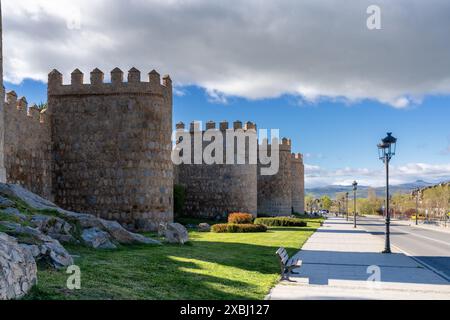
[3,0,450,107]
[305,162,450,188]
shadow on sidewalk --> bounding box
[291,249,450,286]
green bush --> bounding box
[211,223,267,233]
[228,213,254,224]
[254,217,307,227]
[173,184,186,216]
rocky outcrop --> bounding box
[159,223,189,244]
[0,182,164,299]
[0,232,37,300]
[0,183,161,246]
[30,215,76,244]
[0,222,73,269]
[81,228,117,249]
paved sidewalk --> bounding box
[267,217,450,300]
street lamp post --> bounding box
[346,192,349,221]
[415,188,420,226]
[352,181,358,228]
[378,132,397,254]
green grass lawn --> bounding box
[25,218,323,300]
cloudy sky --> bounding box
[2,0,450,188]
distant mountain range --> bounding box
[305,180,438,199]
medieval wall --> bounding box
[174,120,258,219]
[291,153,305,214]
[47,68,173,231]
[2,92,52,199]
[257,139,293,216]
[0,2,6,182]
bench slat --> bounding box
[276,247,287,256]
[287,257,302,267]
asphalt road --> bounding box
[356,216,450,282]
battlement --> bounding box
[259,138,292,152]
[48,68,172,97]
[291,153,303,161]
[4,91,48,124]
[175,120,258,133]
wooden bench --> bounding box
[276,247,302,280]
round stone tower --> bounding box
[291,153,305,214]
[257,138,293,216]
[174,120,258,219]
[47,68,173,231]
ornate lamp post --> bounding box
[378,132,397,254]
[352,181,358,228]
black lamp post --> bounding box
[352,181,358,228]
[378,132,397,254]
[346,192,349,221]
[415,188,420,226]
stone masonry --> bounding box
[2,93,52,200]
[291,153,305,214]
[47,68,173,231]
[257,138,294,216]
[174,122,305,218]
[174,120,258,219]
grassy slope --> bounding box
[25,219,323,300]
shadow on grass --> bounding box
[26,230,313,300]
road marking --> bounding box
[391,244,450,283]
[362,217,450,247]
[390,226,450,247]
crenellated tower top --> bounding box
[48,68,172,98]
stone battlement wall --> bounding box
[2,91,52,199]
[47,68,173,231]
[257,140,293,216]
[174,120,258,219]
[291,153,305,214]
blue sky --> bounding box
[3,0,450,187]
[6,79,450,188]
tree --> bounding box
[320,195,332,211]
[305,195,315,214]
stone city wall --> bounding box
[47,67,173,231]
[257,138,293,216]
[174,120,258,219]
[291,153,305,214]
[2,91,52,200]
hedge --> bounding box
[228,213,254,224]
[254,217,307,227]
[211,223,267,233]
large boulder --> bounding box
[198,223,211,232]
[29,215,76,244]
[0,232,37,300]
[0,222,73,269]
[0,196,15,209]
[159,223,189,244]
[1,207,27,223]
[99,219,161,245]
[81,228,117,249]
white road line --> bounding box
[390,226,450,247]
[391,244,450,283]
